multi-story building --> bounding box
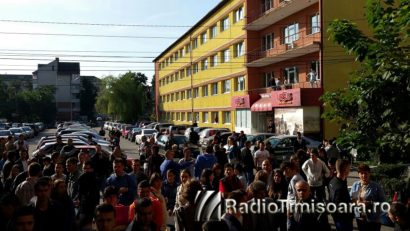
[154,0,367,138]
[33,58,81,121]
[0,74,33,91]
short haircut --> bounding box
[66,157,78,165]
[11,206,34,221]
[181,168,191,177]
[166,169,176,176]
[205,145,213,154]
[252,180,267,193]
[357,164,371,173]
[226,189,245,204]
[149,173,162,186]
[151,145,159,153]
[103,186,118,199]
[113,158,125,166]
[95,204,115,217]
[335,159,350,173]
[280,161,296,171]
[224,163,234,170]
[34,177,51,191]
[84,160,94,169]
[28,163,42,177]
[138,180,150,189]
[134,198,152,215]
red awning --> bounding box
[251,96,273,112]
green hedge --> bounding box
[371,164,408,202]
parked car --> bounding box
[128,127,142,142]
[0,130,12,139]
[143,122,158,129]
[199,128,230,147]
[264,135,321,161]
[246,133,276,144]
[168,125,189,135]
[135,129,157,144]
[156,134,188,156]
[154,123,173,132]
[202,132,233,147]
[21,126,34,138]
[184,127,211,138]
[122,125,135,138]
[35,122,45,131]
[9,127,25,139]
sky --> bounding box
[0,0,221,82]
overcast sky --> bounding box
[0,0,221,81]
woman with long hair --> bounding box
[200,168,214,191]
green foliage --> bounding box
[95,72,151,122]
[371,164,408,201]
[322,0,410,163]
[79,77,98,120]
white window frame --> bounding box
[203,112,209,123]
[194,88,199,98]
[222,49,230,63]
[311,14,320,34]
[223,111,231,124]
[211,83,218,95]
[221,17,229,32]
[262,33,273,51]
[193,63,199,74]
[201,32,207,44]
[187,89,192,99]
[262,0,273,12]
[284,66,298,84]
[284,23,299,45]
[201,59,208,70]
[202,85,208,97]
[210,25,217,39]
[263,72,273,88]
[211,54,218,67]
[234,6,244,23]
[223,80,231,93]
[234,42,244,57]
[181,112,185,121]
[192,38,198,49]
[236,76,245,91]
[188,112,192,122]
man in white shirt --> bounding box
[253,142,269,171]
[301,149,330,202]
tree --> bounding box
[79,77,98,120]
[95,72,148,122]
[322,0,410,163]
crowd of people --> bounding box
[0,128,409,231]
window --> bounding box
[175,72,179,81]
[283,23,299,44]
[167,95,170,102]
[193,63,199,74]
[223,111,231,124]
[203,112,209,123]
[202,85,208,97]
[235,109,251,128]
[185,44,191,54]
[176,112,180,121]
[310,14,320,34]
[170,94,174,101]
[201,32,207,44]
[222,80,231,93]
[186,67,191,76]
[211,82,218,95]
[222,49,230,63]
[194,88,199,98]
[175,92,179,101]
[234,6,244,23]
[192,38,198,49]
[211,112,219,123]
[180,70,185,78]
[181,112,185,121]
[283,66,298,84]
[170,74,174,83]
[234,42,244,57]
[236,76,245,91]
[166,77,169,84]
[210,24,217,39]
[194,112,199,122]
[310,60,320,80]
[262,0,273,12]
[188,112,192,122]
[262,33,273,51]
[181,91,185,100]
[263,72,273,87]
[187,89,192,99]
[201,59,208,70]
[211,54,218,67]
[220,17,229,32]
[174,52,179,61]
[179,48,184,57]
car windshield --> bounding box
[10,128,22,133]
[174,136,188,145]
[246,135,255,141]
[267,137,281,147]
[22,127,31,131]
[144,130,155,135]
[0,130,9,136]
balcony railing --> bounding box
[246,79,321,95]
[247,28,320,66]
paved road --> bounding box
[28,128,394,231]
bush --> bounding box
[371,164,408,202]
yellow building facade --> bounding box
[154,0,367,139]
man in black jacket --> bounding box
[328,159,354,231]
[240,141,254,186]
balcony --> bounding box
[246,0,319,31]
[247,29,320,67]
